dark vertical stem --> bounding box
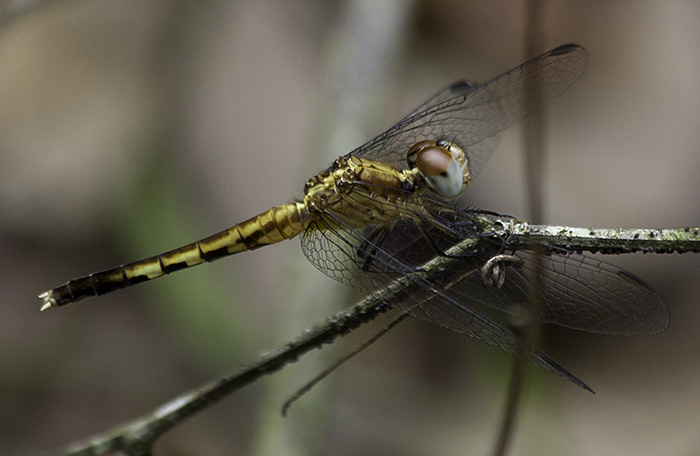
[523,0,546,225]
[492,1,546,455]
[491,347,527,456]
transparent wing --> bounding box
[347,44,587,179]
[397,80,479,121]
[363,206,669,336]
[449,250,669,336]
[300,205,592,391]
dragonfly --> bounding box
[39,44,669,391]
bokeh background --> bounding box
[2,1,699,455]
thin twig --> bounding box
[55,295,396,455]
[281,312,410,417]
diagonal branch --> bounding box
[52,214,700,455]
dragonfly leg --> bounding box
[480,254,524,288]
[357,227,390,272]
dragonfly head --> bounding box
[406,140,471,198]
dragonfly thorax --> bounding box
[303,155,421,229]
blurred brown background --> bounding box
[1,1,699,455]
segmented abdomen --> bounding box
[40,202,308,308]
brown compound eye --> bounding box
[415,146,454,176]
[414,144,463,198]
[407,140,437,156]
[406,140,437,168]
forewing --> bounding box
[397,80,479,121]
[347,44,587,179]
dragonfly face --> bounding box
[406,139,471,198]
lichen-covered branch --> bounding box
[507,221,700,254]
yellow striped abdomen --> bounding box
[39,202,309,308]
